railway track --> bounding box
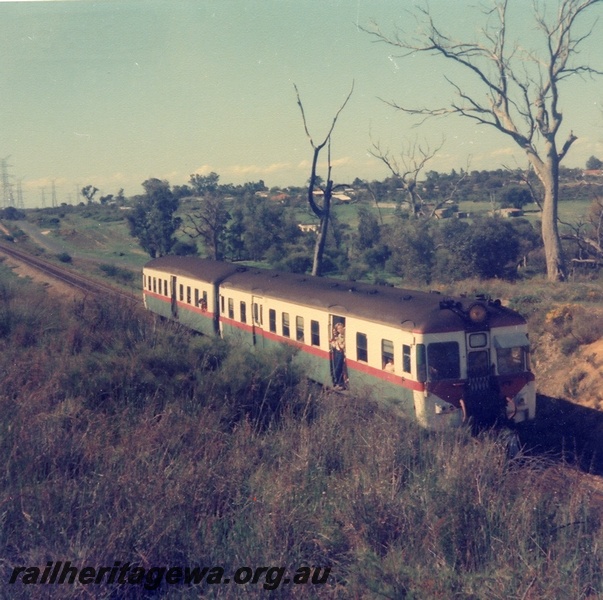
[0,240,138,302]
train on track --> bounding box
[142,256,535,430]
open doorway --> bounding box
[329,315,347,389]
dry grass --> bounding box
[1,268,602,598]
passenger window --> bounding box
[164,280,168,296]
[382,339,394,371]
[427,342,460,381]
[402,344,411,374]
[228,298,234,319]
[187,286,191,304]
[220,296,225,314]
[240,301,247,324]
[356,332,368,362]
[201,291,208,311]
[269,309,276,333]
[311,320,320,346]
[282,313,290,338]
[179,284,184,302]
[153,277,157,293]
[195,289,199,306]
[296,316,304,342]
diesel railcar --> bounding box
[142,256,535,430]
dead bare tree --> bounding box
[364,0,603,281]
[294,82,354,276]
[369,137,444,218]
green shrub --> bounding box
[98,263,135,283]
[56,251,72,263]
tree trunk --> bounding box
[312,194,331,277]
[530,144,566,282]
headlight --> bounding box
[468,302,488,324]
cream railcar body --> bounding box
[143,256,535,430]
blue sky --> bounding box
[1,0,602,207]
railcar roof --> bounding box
[144,257,525,332]
[145,256,241,283]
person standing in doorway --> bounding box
[331,322,346,389]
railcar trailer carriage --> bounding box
[143,257,536,430]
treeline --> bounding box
[125,175,548,283]
[15,165,603,283]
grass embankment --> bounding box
[1,265,602,598]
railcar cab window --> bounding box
[427,341,460,381]
[469,332,488,348]
[468,350,489,377]
[497,346,529,375]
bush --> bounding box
[98,263,135,284]
[172,240,199,256]
[56,251,72,263]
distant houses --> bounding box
[298,223,319,233]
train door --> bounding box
[252,295,264,348]
[170,275,178,318]
[463,331,503,427]
[329,314,347,388]
[466,331,490,379]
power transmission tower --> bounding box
[1,156,15,208]
[51,180,57,207]
[16,178,24,209]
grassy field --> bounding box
[43,212,150,267]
